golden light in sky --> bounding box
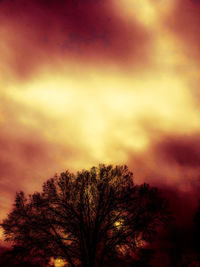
[0,0,200,246]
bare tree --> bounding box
[1,165,171,266]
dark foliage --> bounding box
[1,164,171,266]
[194,202,200,260]
[0,245,49,267]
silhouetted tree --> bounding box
[1,165,171,266]
[0,245,49,267]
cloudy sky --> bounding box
[0,0,200,247]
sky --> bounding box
[0,0,200,253]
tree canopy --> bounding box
[1,164,171,266]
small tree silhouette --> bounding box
[1,165,171,266]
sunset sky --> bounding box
[0,0,200,247]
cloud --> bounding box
[127,132,200,265]
[0,2,200,260]
[0,0,151,79]
[0,97,70,220]
[165,0,200,61]
[155,135,200,168]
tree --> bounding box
[0,245,49,267]
[1,164,171,266]
[194,201,200,262]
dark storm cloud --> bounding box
[155,135,200,168]
[0,0,151,78]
